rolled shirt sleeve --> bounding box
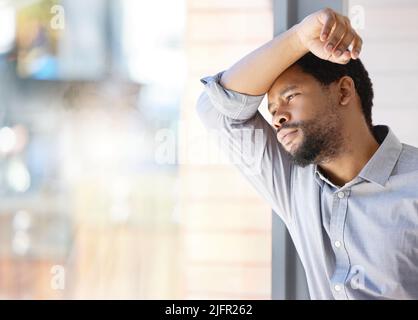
[199,71,265,121]
[196,71,294,225]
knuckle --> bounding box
[324,8,336,22]
[342,17,350,28]
[323,7,333,15]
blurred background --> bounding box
[0,0,417,300]
[0,0,273,299]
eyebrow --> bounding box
[268,85,299,113]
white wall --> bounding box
[349,0,418,146]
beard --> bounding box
[279,107,344,167]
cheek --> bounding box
[298,97,331,121]
[291,102,316,122]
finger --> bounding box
[351,35,363,59]
[328,49,351,65]
[318,9,336,41]
[339,50,352,64]
[324,16,347,54]
[333,24,355,58]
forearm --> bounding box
[220,25,308,96]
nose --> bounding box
[272,112,290,131]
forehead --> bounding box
[268,64,317,97]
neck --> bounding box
[318,125,380,187]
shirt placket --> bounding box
[329,188,351,299]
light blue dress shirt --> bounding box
[196,71,418,300]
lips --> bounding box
[283,131,298,145]
[283,130,298,145]
[278,129,298,145]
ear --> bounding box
[338,76,355,106]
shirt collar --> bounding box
[314,125,402,188]
[357,125,402,187]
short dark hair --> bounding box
[294,52,374,131]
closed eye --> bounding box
[269,93,300,116]
[286,93,299,102]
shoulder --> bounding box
[395,143,418,174]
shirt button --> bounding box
[334,240,341,248]
[337,191,345,199]
[334,284,342,292]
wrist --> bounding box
[289,24,309,56]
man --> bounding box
[196,8,418,299]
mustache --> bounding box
[276,123,302,134]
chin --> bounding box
[286,141,300,155]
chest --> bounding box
[292,178,418,297]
